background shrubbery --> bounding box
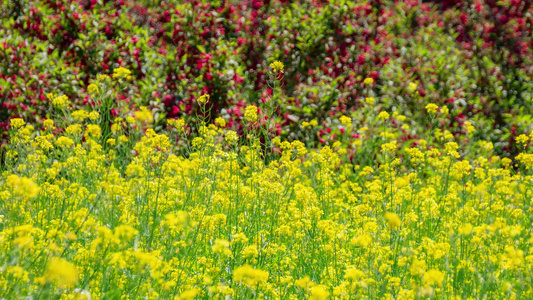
[2,0,533,159]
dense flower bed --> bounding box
[2,2,533,297]
[1,73,533,298]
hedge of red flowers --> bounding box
[1,0,533,159]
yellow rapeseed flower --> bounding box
[365,97,376,104]
[309,285,330,300]
[339,115,351,126]
[423,269,445,287]
[270,61,284,74]
[134,106,154,123]
[408,81,418,93]
[516,134,529,148]
[55,136,75,148]
[215,117,227,128]
[244,105,258,122]
[212,239,232,256]
[66,124,82,135]
[72,110,89,121]
[97,74,110,82]
[384,212,401,229]
[52,95,70,109]
[425,103,439,114]
[89,111,100,121]
[364,77,374,85]
[377,111,389,120]
[113,67,132,80]
[225,130,238,144]
[43,119,54,130]
[10,118,25,129]
[233,265,269,288]
[180,288,200,300]
[85,124,102,139]
[45,257,78,288]
[197,94,210,104]
[168,119,186,132]
[87,84,99,95]
[6,175,40,199]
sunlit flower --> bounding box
[269,61,284,74]
[425,103,439,114]
[377,111,389,120]
[423,269,445,287]
[364,77,374,85]
[310,285,329,300]
[233,265,269,288]
[408,81,418,93]
[89,111,100,121]
[72,110,89,121]
[87,84,99,95]
[85,124,101,139]
[10,118,25,129]
[365,97,376,104]
[45,257,78,288]
[113,67,132,80]
[52,95,70,109]
[197,94,210,104]
[43,119,54,130]
[212,239,232,256]
[6,175,40,199]
[134,106,153,123]
[215,117,227,128]
[384,212,401,229]
[244,105,258,122]
[339,115,351,126]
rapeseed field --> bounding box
[1,66,532,300]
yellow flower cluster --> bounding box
[196,94,210,104]
[168,118,186,132]
[233,265,269,287]
[87,83,99,95]
[377,111,389,120]
[408,81,418,93]
[44,257,78,288]
[364,77,374,84]
[71,110,89,121]
[134,106,154,123]
[6,175,40,199]
[10,118,25,129]
[97,74,111,82]
[425,103,439,114]
[339,115,351,126]
[244,105,258,122]
[85,124,101,139]
[302,119,318,128]
[464,121,475,134]
[112,67,132,80]
[43,119,54,130]
[215,117,226,128]
[365,97,376,104]
[51,94,70,109]
[269,61,284,74]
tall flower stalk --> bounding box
[260,60,284,163]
